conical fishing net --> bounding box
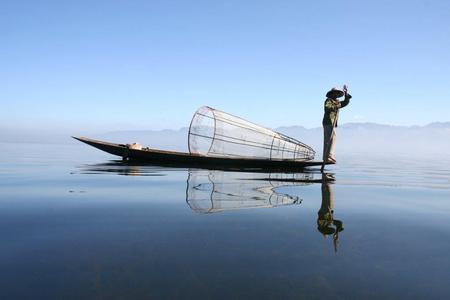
[188,106,315,161]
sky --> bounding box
[1,0,450,132]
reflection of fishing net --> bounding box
[186,170,313,213]
[188,106,315,160]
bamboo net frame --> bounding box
[188,106,315,161]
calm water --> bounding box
[1,142,450,299]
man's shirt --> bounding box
[322,94,351,127]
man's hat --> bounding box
[326,87,344,98]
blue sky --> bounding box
[1,0,449,131]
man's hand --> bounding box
[343,84,348,95]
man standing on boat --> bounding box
[321,85,351,171]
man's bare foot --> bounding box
[328,157,337,164]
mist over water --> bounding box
[1,142,450,299]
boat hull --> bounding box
[73,137,332,171]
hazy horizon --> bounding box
[2,119,450,137]
[2,118,450,134]
[3,121,450,160]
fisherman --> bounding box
[321,85,352,171]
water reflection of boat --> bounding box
[76,161,166,176]
[77,162,317,213]
[76,162,344,250]
[186,170,314,213]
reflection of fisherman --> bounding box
[321,85,352,170]
[317,173,344,252]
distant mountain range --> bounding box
[276,122,450,156]
[2,122,450,156]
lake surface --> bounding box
[1,142,450,299]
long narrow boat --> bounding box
[74,106,332,171]
[73,136,332,171]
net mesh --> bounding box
[186,170,313,213]
[188,106,315,161]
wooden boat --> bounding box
[74,107,333,171]
[73,136,332,171]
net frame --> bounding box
[188,106,315,161]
